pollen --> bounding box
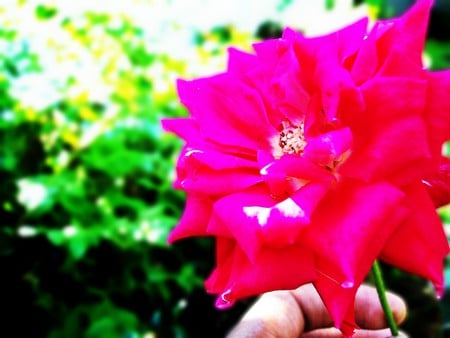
[278,121,306,155]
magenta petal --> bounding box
[289,181,330,220]
[205,239,316,303]
[314,55,355,121]
[253,36,288,62]
[247,197,308,246]
[186,148,256,170]
[227,47,258,74]
[212,183,327,259]
[376,45,425,78]
[164,1,447,332]
[306,180,404,285]
[270,49,310,121]
[256,182,329,247]
[177,77,273,151]
[380,183,449,295]
[180,166,261,196]
[261,155,334,182]
[350,25,378,85]
[204,237,236,297]
[167,195,213,243]
[304,127,352,167]
[375,0,432,66]
[212,186,274,260]
[340,76,430,182]
[161,117,202,144]
[260,155,335,198]
[304,181,404,328]
[360,77,427,122]
[426,70,450,158]
[350,0,431,84]
[423,157,450,208]
[206,212,233,238]
[177,79,255,150]
[175,147,261,195]
[331,17,368,62]
[340,116,431,183]
[313,275,358,336]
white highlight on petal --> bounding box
[215,288,235,309]
[184,149,203,157]
[277,198,305,219]
[243,206,271,226]
[243,198,305,227]
[259,163,273,176]
[341,280,355,289]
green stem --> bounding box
[371,260,399,336]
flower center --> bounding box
[278,121,306,155]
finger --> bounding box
[226,290,304,338]
[354,286,407,329]
[291,284,407,330]
[301,328,409,338]
[226,283,408,337]
[353,329,409,338]
[301,327,343,337]
[290,283,334,330]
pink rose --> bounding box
[163,0,450,335]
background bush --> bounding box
[0,1,449,337]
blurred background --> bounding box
[1,0,450,337]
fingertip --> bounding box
[353,328,410,338]
[226,291,305,338]
[355,285,407,329]
[385,291,407,325]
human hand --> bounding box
[226,283,407,338]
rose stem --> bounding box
[371,260,399,336]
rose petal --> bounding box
[376,45,426,78]
[179,166,261,196]
[313,274,359,335]
[340,76,427,135]
[164,2,448,335]
[374,0,432,66]
[422,156,450,207]
[185,148,257,170]
[168,194,213,243]
[304,127,353,167]
[260,154,335,198]
[306,180,404,285]
[426,70,450,159]
[227,47,258,74]
[269,46,310,122]
[205,238,316,305]
[340,115,431,183]
[257,182,330,247]
[177,77,274,151]
[211,182,329,260]
[380,183,449,295]
[161,117,202,144]
[304,180,404,328]
[211,186,274,260]
[350,25,378,85]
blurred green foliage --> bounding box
[0,2,242,337]
[0,1,450,337]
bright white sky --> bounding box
[22,0,368,34]
[2,0,369,58]
[0,0,369,109]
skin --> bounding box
[226,283,408,338]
